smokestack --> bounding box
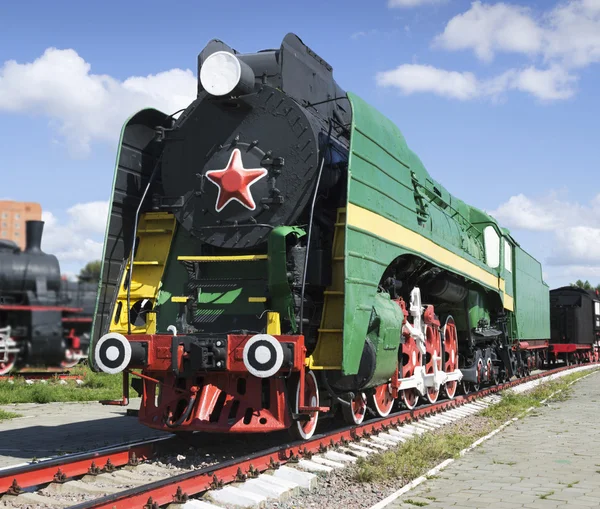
[25,220,44,253]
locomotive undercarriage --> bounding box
[0,323,89,375]
[379,255,525,402]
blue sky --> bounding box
[1,0,598,288]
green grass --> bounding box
[404,500,429,507]
[355,426,483,483]
[355,368,598,484]
[0,365,133,404]
[492,460,517,466]
[0,408,21,420]
[539,491,555,499]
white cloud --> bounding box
[351,29,380,40]
[488,194,563,231]
[550,226,600,265]
[0,48,196,157]
[545,0,600,68]
[488,191,599,232]
[434,0,600,69]
[66,201,109,235]
[376,62,577,101]
[40,201,108,264]
[502,65,578,100]
[376,64,479,100]
[397,1,598,102]
[433,1,544,62]
[488,192,600,283]
[388,0,446,7]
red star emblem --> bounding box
[205,149,268,212]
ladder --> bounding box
[111,212,176,334]
[308,207,346,369]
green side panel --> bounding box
[369,292,404,386]
[343,92,500,375]
[513,247,550,340]
[268,226,306,332]
[89,108,171,368]
[467,290,491,329]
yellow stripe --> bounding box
[347,203,514,310]
[248,297,267,303]
[171,296,189,303]
[177,255,267,262]
[504,294,514,312]
[498,278,506,292]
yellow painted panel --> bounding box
[110,212,176,334]
[267,312,281,335]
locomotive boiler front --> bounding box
[0,221,61,296]
[160,51,322,249]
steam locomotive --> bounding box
[90,33,598,440]
[0,220,95,374]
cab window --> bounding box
[483,226,500,269]
[504,240,512,273]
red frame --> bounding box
[0,305,83,312]
[110,333,314,433]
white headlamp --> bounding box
[200,51,255,97]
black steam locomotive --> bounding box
[0,220,96,374]
[550,286,600,357]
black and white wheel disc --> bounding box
[94,333,132,374]
[242,334,284,378]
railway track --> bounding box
[0,363,596,509]
[0,371,83,383]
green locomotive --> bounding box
[90,33,549,439]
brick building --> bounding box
[0,201,42,250]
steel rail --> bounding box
[0,373,83,382]
[68,362,596,509]
[0,435,175,495]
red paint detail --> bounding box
[423,305,440,326]
[394,298,420,408]
[62,317,93,323]
[128,334,307,374]
[443,318,458,398]
[519,341,549,351]
[551,344,593,354]
[0,305,83,312]
[122,334,309,433]
[372,383,395,415]
[424,321,442,402]
[391,366,400,399]
[72,363,598,509]
[205,148,268,212]
[66,329,81,349]
[139,373,291,432]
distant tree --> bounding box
[571,280,600,292]
[78,260,101,282]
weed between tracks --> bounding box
[0,408,21,420]
[0,365,132,404]
[355,368,599,483]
